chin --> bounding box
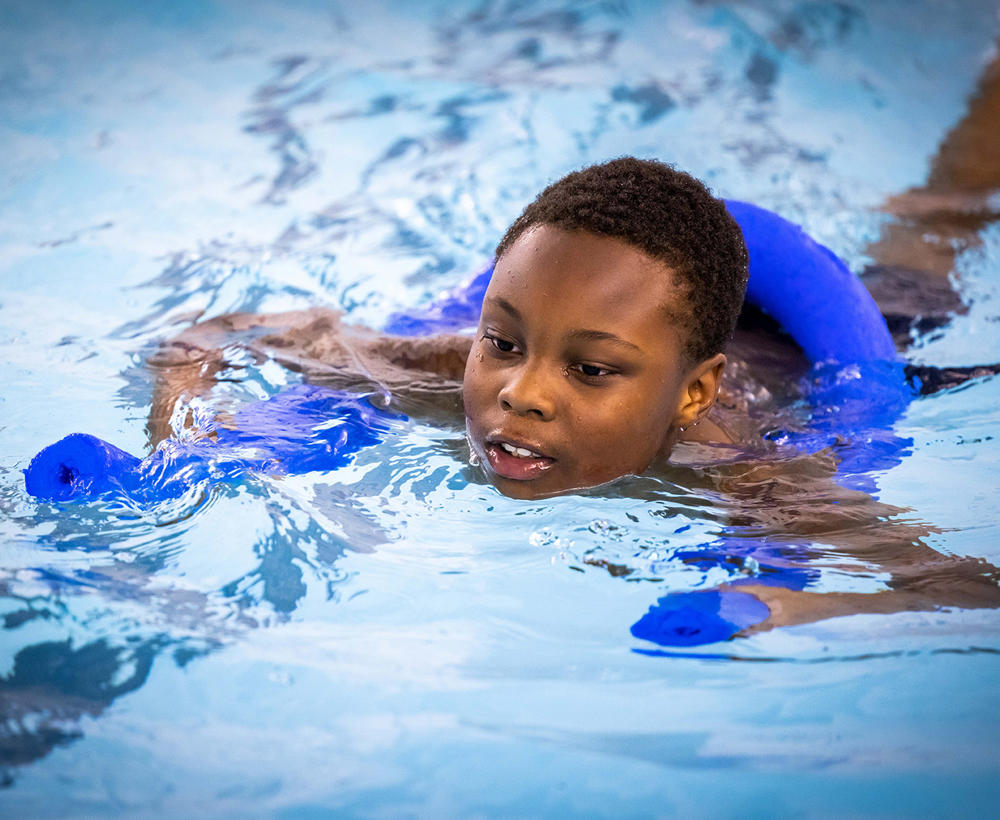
[490,476,559,500]
[488,470,630,500]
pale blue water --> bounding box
[1,1,999,816]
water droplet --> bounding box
[529,527,556,547]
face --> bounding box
[463,225,711,499]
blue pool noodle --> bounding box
[25,201,914,647]
[630,589,772,648]
[24,434,143,501]
[25,385,395,504]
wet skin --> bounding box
[462,225,726,499]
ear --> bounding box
[673,353,726,431]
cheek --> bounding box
[462,350,492,419]
[574,391,675,467]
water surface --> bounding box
[1,1,999,816]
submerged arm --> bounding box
[147,308,472,449]
[737,557,1000,635]
[632,456,1000,649]
[718,457,1000,635]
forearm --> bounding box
[737,560,1000,634]
[147,341,228,448]
[708,453,1000,634]
[146,308,472,446]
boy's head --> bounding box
[496,157,748,364]
[464,157,749,499]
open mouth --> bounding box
[498,441,544,459]
[483,438,556,481]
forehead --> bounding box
[489,225,682,325]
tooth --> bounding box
[515,447,534,458]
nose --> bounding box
[497,362,556,421]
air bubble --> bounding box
[529,527,556,547]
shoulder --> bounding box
[678,415,733,445]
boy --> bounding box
[151,158,751,500]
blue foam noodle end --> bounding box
[24,433,142,501]
[630,589,771,647]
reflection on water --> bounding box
[1,0,999,812]
[1,633,159,772]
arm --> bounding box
[630,461,1000,648]
[716,455,1000,636]
[737,558,1000,635]
[146,310,314,447]
[147,307,472,448]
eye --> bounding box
[571,362,616,382]
[483,331,519,354]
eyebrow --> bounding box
[566,328,642,352]
[485,297,643,353]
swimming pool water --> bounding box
[2,1,999,816]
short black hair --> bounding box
[495,157,749,363]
